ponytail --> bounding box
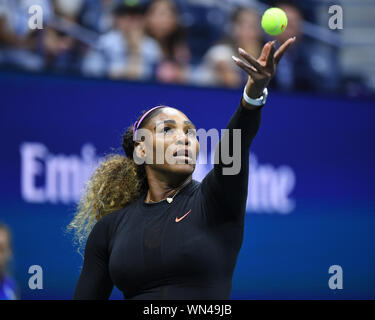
[67,127,147,256]
[67,107,166,255]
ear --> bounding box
[134,141,146,160]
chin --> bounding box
[169,163,196,175]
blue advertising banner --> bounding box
[0,71,374,299]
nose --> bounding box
[175,129,190,145]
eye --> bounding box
[186,128,196,137]
[163,127,172,134]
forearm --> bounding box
[213,99,263,180]
[217,77,265,176]
[200,97,263,224]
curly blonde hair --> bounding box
[67,107,166,255]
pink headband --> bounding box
[133,106,164,141]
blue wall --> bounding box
[0,71,374,299]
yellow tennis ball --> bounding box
[261,7,288,36]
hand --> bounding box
[232,37,296,98]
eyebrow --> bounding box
[154,120,196,129]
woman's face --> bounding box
[276,4,302,43]
[135,108,199,176]
[146,0,178,39]
[233,10,261,44]
[115,13,145,35]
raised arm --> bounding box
[200,38,295,225]
[73,217,114,300]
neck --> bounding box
[145,170,192,203]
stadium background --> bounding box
[0,0,374,299]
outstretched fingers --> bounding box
[259,41,274,63]
[232,56,258,78]
[238,48,265,74]
[274,37,296,64]
[232,37,296,80]
[266,41,276,68]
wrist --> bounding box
[245,78,267,99]
[242,86,268,108]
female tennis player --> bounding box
[69,37,295,299]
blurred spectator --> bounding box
[0,0,368,96]
[0,0,52,70]
[54,0,85,22]
[30,0,88,74]
[0,0,53,41]
[0,2,19,47]
[191,7,263,88]
[269,0,340,92]
[0,223,18,300]
[82,0,162,80]
[34,26,83,74]
[145,0,191,84]
[0,0,82,74]
[80,0,116,33]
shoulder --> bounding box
[95,206,128,234]
[84,202,140,259]
[142,36,162,58]
[189,179,201,193]
[143,36,161,50]
[88,206,127,243]
[182,179,202,200]
[3,274,17,288]
[205,43,234,63]
[85,206,128,255]
[96,31,125,51]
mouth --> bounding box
[173,148,194,162]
